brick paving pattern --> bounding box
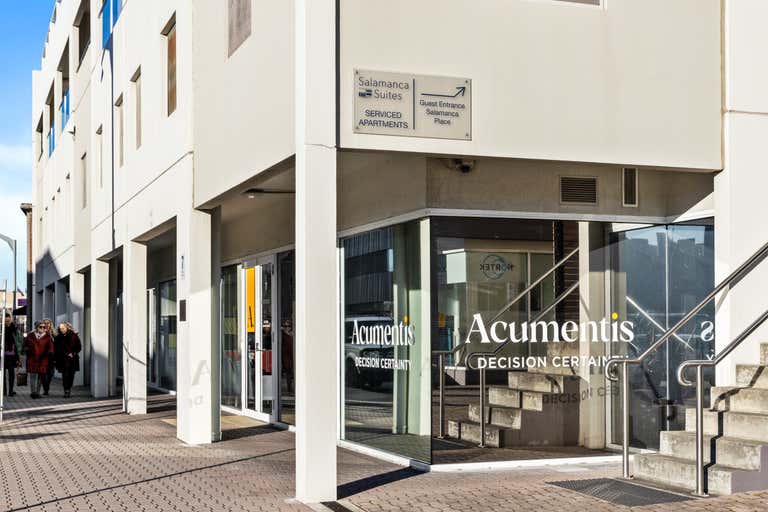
[1,381,768,511]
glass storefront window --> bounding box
[340,221,431,463]
[609,223,715,449]
[157,280,177,390]
[278,252,296,425]
[221,266,241,408]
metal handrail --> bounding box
[456,248,580,446]
[676,309,768,497]
[606,240,768,383]
[488,247,579,325]
[626,296,693,352]
[605,239,768,481]
[435,342,469,438]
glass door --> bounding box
[241,258,276,421]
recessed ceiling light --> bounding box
[243,188,295,198]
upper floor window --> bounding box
[46,86,55,157]
[132,69,142,149]
[101,0,122,48]
[96,125,104,187]
[75,0,91,67]
[163,16,177,116]
[58,42,70,132]
[80,153,88,210]
[35,117,43,161]
[115,95,124,167]
[228,0,252,57]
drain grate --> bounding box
[548,478,693,507]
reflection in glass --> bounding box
[610,224,714,450]
[341,221,430,463]
[261,263,273,414]
[278,252,295,425]
[221,266,241,408]
[157,280,177,390]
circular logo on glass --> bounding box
[480,254,514,280]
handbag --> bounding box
[16,370,27,387]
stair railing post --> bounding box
[438,353,446,438]
[479,365,486,448]
[694,364,708,497]
[622,361,630,479]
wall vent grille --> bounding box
[560,176,598,204]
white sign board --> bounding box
[354,69,472,141]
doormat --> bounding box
[547,478,693,507]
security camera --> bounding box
[453,159,476,174]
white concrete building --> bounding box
[30,0,768,501]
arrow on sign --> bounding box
[422,86,467,99]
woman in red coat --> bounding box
[23,322,55,399]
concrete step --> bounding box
[684,408,721,435]
[660,430,765,471]
[634,454,750,495]
[711,386,768,414]
[686,407,768,443]
[468,403,522,429]
[762,344,768,366]
[723,411,768,443]
[736,365,768,389]
[447,420,504,448]
[508,372,569,393]
[488,386,521,408]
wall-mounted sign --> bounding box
[354,69,472,141]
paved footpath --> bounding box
[1,383,768,511]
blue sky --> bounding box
[0,1,54,294]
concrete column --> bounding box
[295,0,338,502]
[90,259,110,398]
[69,272,86,387]
[123,241,148,414]
[175,209,215,445]
[578,222,607,450]
[714,1,768,385]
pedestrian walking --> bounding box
[54,322,81,398]
[23,322,54,399]
[3,313,23,397]
[40,319,56,395]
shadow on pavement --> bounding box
[337,467,421,499]
[0,432,65,443]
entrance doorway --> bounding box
[220,252,295,425]
[221,257,277,422]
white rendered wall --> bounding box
[714,0,768,385]
[339,0,722,170]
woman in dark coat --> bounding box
[3,313,23,396]
[23,322,55,399]
[54,322,81,397]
